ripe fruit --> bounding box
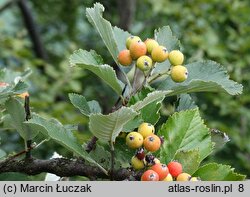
[151,163,169,180]
[144,38,159,54]
[126,36,141,49]
[167,161,183,178]
[145,154,155,166]
[168,50,184,66]
[143,134,161,152]
[141,170,159,181]
[131,156,145,170]
[129,41,147,60]
[126,132,143,149]
[151,45,168,63]
[176,173,191,181]
[118,49,132,66]
[135,148,145,160]
[190,177,201,181]
[138,122,155,138]
[170,65,188,83]
[163,173,173,181]
[136,55,153,71]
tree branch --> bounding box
[0,157,137,181]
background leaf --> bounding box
[69,93,91,116]
[176,94,197,112]
[5,98,39,140]
[158,108,213,163]
[89,107,138,143]
[69,49,124,95]
[193,163,246,181]
[24,114,107,174]
[0,137,6,160]
[210,129,230,151]
[159,60,243,96]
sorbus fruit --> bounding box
[170,65,188,83]
[117,49,132,66]
[144,38,159,54]
[151,45,168,63]
[167,161,183,178]
[138,122,155,138]
[129,40,147,60]
[126,132,143,149]
[135,147,145,160]
[126,36,141,49]
[163,173,173,181]
[143,134,161,152]
[151,163,169,180]
[145,154,155,166]
[176,173,191,181]
[190,177,201,181]
[131,156,145,170]
[168,50,184,66]
[141,170,159,181]
[136,55,153,71]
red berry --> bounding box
[141,170,159,181]
[167,161,183,178]
[151,163,169,180]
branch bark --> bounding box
[0,157,136,181]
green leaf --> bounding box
[69,93,91,116]
[0,149,6,159]
[130,90,171,111]
[0,137,6,159]
[193,163,246,181]
[5,98,39,140]
[89,107,138,143]
[122,116,143,132]
[159,60,243,96]
[173,150,200,175]
[88,100,102,114]
[154,26,180,51]
[86,3,119,65]
[158,108,213,164]
[210,129,230,150]
[24,114,107,174]
[176,94,197,112]
[89,144,111,170]
[69,49,124,95]
[113,26,131,53]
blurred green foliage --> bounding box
[0,0,249,179]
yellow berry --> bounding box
[138,122,155,138]
[144,39,159,54]
[176,173,191,181]
[170,65,188,83]
[151,45,168,63]
[136,55,153,71]
[131,156,145,170]
[190,177,201,181]
[126,132,143,149]
[163,173,173,181]
[169,50,184,66]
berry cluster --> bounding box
[125,122,200,181]
[117,35,188,83]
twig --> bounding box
[85,136,98,153]
[110,142,115,181]
[24,95,32,159]
[147,70,170,84]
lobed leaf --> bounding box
[176,94,197,112]
[69,49,124,95]
[193,163,246,181]
[158,108,213,164]
[158,60,243,96]
[89,107,138,143]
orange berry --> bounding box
[167,161,183,178]
[151,163,169,180]
[143,134,161,152]
[129,41,147,60]
[141,170,159,181]
[118,49,132,66]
